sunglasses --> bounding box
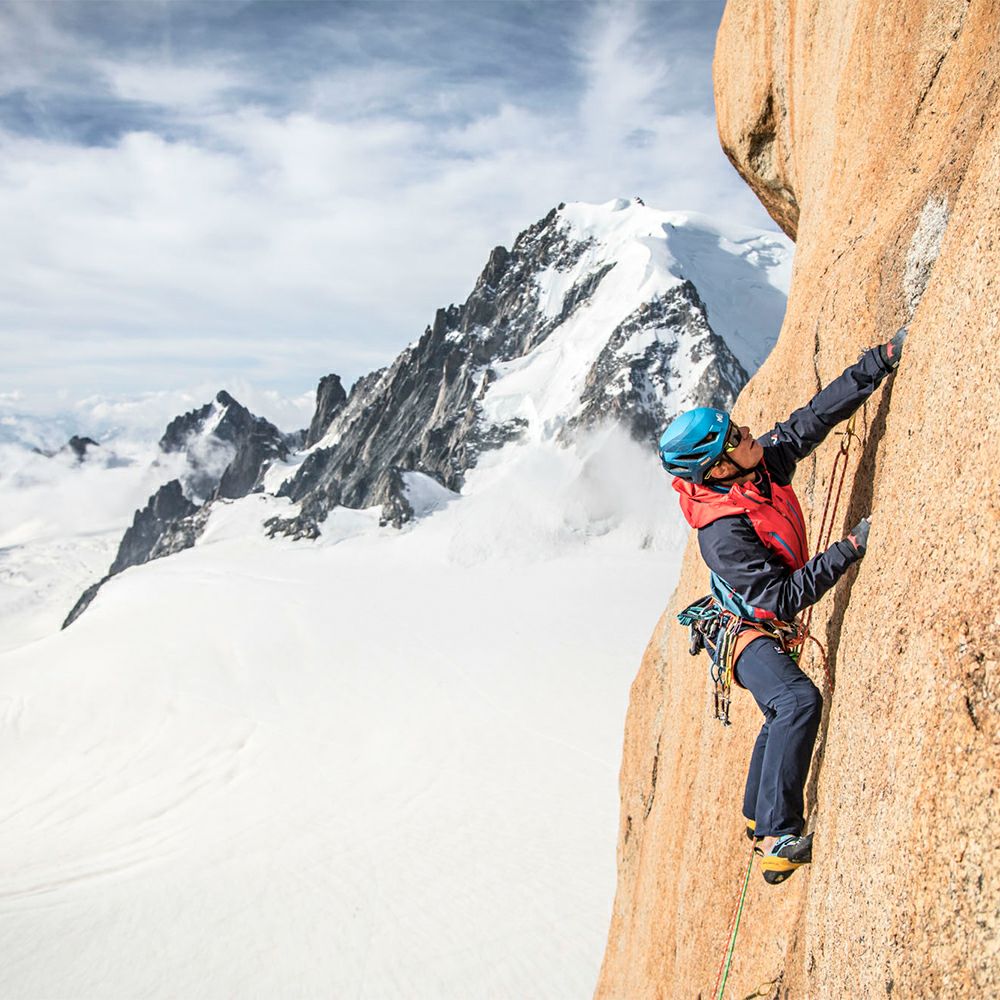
[723,420,743,454]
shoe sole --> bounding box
[762,866,799,885]
[759,834,813,884]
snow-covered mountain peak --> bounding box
[533,199,791,372]
[254,199,791,539]
[48,197,792,619]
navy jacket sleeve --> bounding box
[759,346,893,485]
[698,516,861,621]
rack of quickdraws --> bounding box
[677,595,739,726]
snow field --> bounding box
[0,430,686,999]
[0,198,791,997]
[0,441,188,652]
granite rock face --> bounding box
[597,3,1000,998]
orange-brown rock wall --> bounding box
[597,2,1000,997]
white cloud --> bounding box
[0,2,777,416]
[96,59,241,108]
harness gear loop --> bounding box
[712,841,756,1000]
[680,600,807,727]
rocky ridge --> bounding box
[63,392,294,627]
[597,3,1000,998]
[565,281,747,443]
[267,201,774,538]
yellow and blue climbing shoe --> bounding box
[745,818,756,841]
[759,832,813,885]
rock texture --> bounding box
[566,281,747,444]
[266,208,610,539]
[597,3,1000,998]
[160,390,294,500]
[305,374,347,448]
[63,479,201,628]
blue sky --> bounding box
[0,0,778,428]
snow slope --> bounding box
[0,442,186,652]
[0,429,685,1000]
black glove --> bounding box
[879,326,907,370]
[844,516,871,555]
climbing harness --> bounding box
[712,841,756,1000]
[678,598,806,726]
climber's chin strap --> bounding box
[706,459,760,489]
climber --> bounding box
[657,327,906,883]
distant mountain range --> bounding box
[60,198,791,627]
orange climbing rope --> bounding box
[797,405,866,693]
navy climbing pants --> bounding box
[734,636,822,839]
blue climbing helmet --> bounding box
[658,407,732,483]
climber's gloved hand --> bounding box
[844,516,871,556]
[879,326,907,370]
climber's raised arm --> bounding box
[761,328,906,483]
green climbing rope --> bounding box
[713,842,757,999]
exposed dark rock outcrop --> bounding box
[161,390,291,501]
[67,435,99,461]
[268,208,634,539]
[377,467,415,530]
[107,480,199,576]
[305,374,348,447]
[566,281,747,444]
[32,435,101,461]
[65,392,294,627]
[63,479,200,627]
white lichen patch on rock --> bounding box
[904,194,950,318]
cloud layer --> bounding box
[0,1,777,414]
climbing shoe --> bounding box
[759,832,813,885]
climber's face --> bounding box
[706,424,763,481]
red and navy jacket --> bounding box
[673,347,893,622]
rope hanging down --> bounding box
[712,842,756,1000]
